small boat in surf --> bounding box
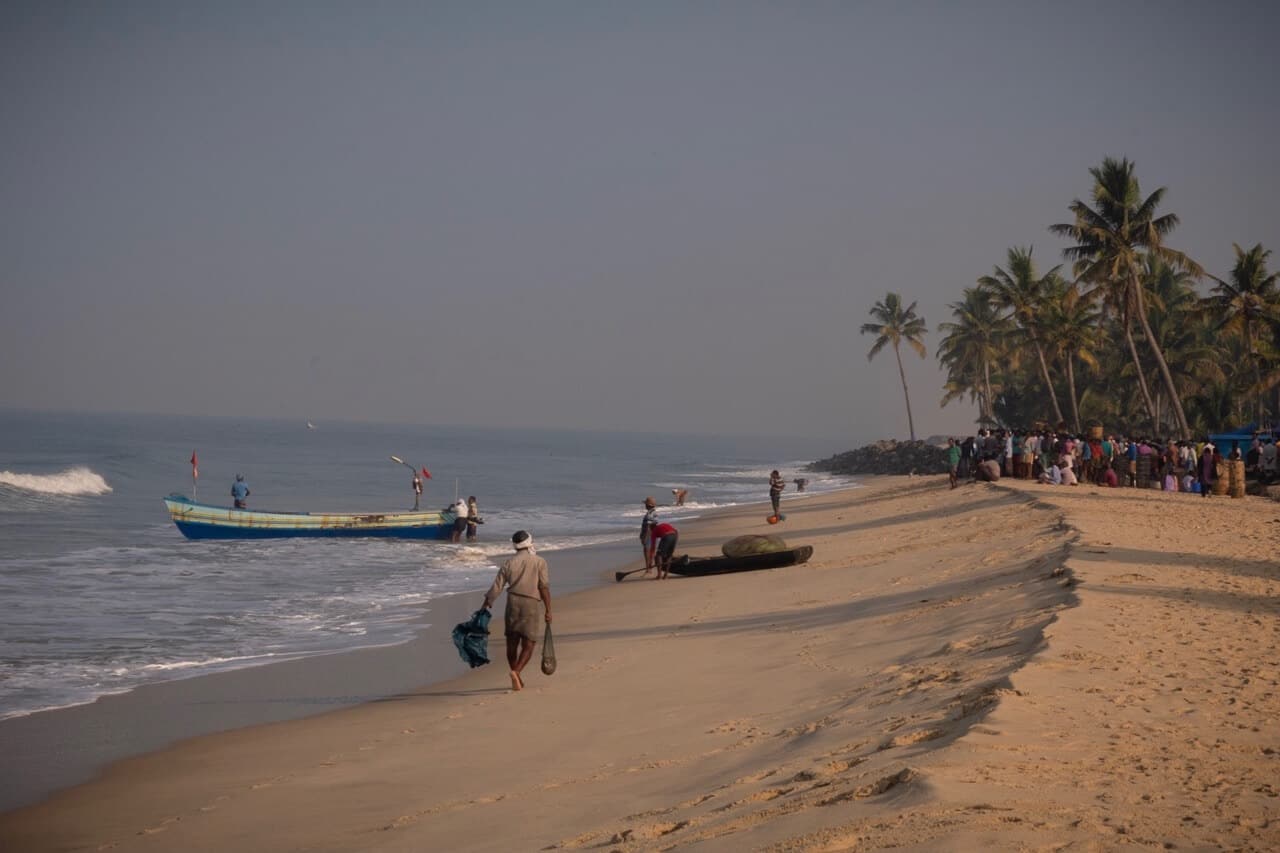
[163,494,456,540]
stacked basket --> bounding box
[1228,459,1246,499]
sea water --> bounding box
[0,410,853,720]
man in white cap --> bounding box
[640,497,659,572]
[481,530,552,691]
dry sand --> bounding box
[2,476,1278,851]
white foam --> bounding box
[139,652,285,672]
[0,466,112,496]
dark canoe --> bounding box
[668,545,814,577]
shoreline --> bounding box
[0,487,837,813]
[4,476,1276,850]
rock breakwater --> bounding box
[808,440,948,476]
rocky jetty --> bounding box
[807,440,948,476]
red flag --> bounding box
[421,467,432,479]
[190,451,199,480]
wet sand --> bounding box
[0,537,640,813]
[2,476,1278,851]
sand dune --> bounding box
[1,476,1277,851]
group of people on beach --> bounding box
[480,487,689,690]
[448,495,482,543]
[477,467,801,691]
[639,495,681,579]
[946,428,1278,496]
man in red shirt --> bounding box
[647,520,679,580]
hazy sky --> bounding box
[3,1,1277,443]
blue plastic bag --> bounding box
[452,608,492,668]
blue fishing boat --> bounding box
[163,495,456,540]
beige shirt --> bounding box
[486,550,549,602]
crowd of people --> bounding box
[947,428,1280,495]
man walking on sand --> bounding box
[947,438,961,488]
[481,530,552,692]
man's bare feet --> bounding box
[510,671,523,691]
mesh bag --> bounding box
[540,623,557,675]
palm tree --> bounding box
[1139,257,1219,435]
[1187,329,1250,433]
[861,292,928,441]
[1205,243,1280,426]
[1050,157,1204,439]
[1041,273,1101,435]
[937,287,1014,426]
[978,246,1065,427]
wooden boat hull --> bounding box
[668,545,814,577]
[163,495,454,540]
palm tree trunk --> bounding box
[893,342,917,441]
[1155,389,1162,437]
[982,358,993,425]
[1131,275,1191,439]
[1120,307,1159,430]
[1030,335,1065,427]
[1249,324,1264,426]
[1066,356,1081,434]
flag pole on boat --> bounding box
[190,450,199,502]
[390,456,433,482]
[391,456,433,511]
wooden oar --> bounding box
[615,566,651,582]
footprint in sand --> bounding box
[886,728,947,748]
[856,767,915,797]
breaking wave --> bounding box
[0,467,113,496]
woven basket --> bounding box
[1228,460,1246,498]
[1212,462,1230,495]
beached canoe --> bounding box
[667,545,814,577]
[163,494,455,540]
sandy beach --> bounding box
[2,476,1278,851]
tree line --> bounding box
[860,157,1278,441]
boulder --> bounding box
[722,534,789,558]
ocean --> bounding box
[0,410,853,721]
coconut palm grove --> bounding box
[871,156,1278,440]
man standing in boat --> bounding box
[231,474,250,509]
[481,530,552,692]
[411,471,423,510]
